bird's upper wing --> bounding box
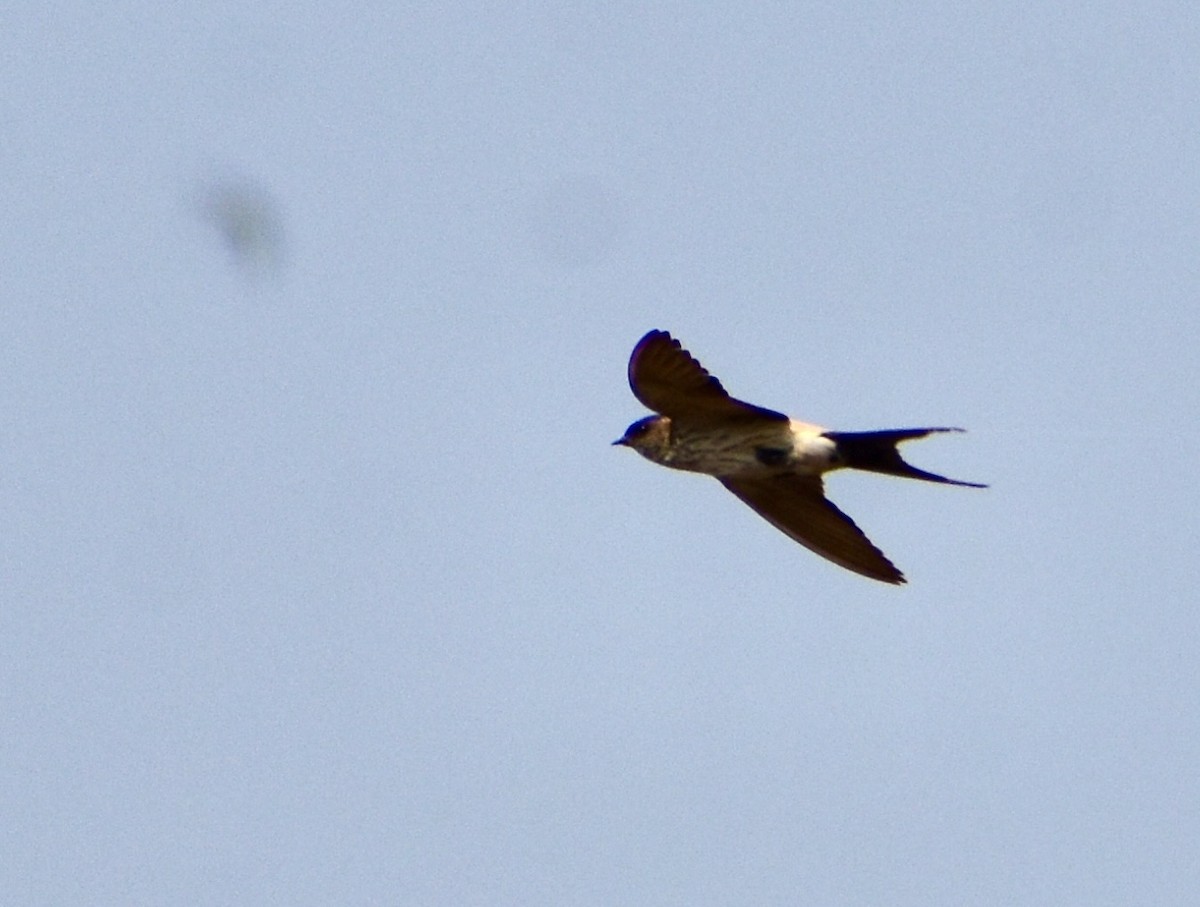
[628,330,788,424]
[720,474,905,584]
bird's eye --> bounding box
[626,417,656,438]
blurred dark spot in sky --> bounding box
[198,178,286,277]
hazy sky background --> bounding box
[4,3,1199,904]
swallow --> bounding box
[614,330,985,584]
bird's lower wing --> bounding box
[720,475,905,584]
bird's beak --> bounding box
[612,437,628,446]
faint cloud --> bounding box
[526,173,628,269]
[197,177,286,277]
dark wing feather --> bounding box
[628,330,787,423]
[720,474,906,584]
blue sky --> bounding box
[4,4,1198,904]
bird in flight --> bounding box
[614,330,985,584]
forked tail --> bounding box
[824,428,987,488]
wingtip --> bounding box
[636,328,672,344]
[629,329,674,365]
[876,563,907,585]
[852,561,907,585]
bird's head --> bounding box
[613,415,672,463]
